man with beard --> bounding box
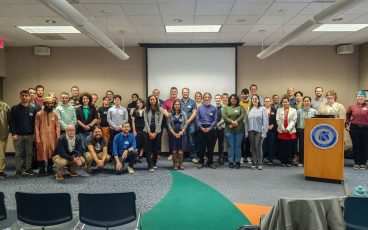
[35,97,60,176]
[69,85,81,109]
[312,86,327,110]
[9,89,38,176]
[113,122,137,174]
[34,85,45,106]
[84,126,110,173]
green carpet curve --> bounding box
[141,171,250,230]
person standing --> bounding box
[132,98,145,162]
[180,88,198,163]
[196,92,218,169]
[0,99,10,178]
[345,91,368,170]
[214,94,225,165]
[167,99,187,170]
[27,88,42,111]
[98,96,111,139]
[144,95,163,172]
[69,86,81,109]
[246,95,268,170]
[311,86,327,110]
[222,94,245,169]
[317,90,346,119]
[9,89,38,176]
[276,97,298,167]
[34,84,45,106]
[35,97,60,176]
[56,92,77,134]
[262,97,277,165]
[162,87,178,161]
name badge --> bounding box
[124,141,129,145]
[363,108,368,111]
[118,111,124,115]
[29,113,34,116]
[235,110,239,113]
[104,111,108,114]
[209,112,213,116]
[187,105,192,108]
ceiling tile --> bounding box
[159,3,195,15]
[82,3,125,16]
[162,15,195,25]
[95,15,131,26]
[167,33,192,39]
[264,2,309,15]
[221,25,251,33]
[196,3,233,16]
[230,2,272,15]
[192,32,219,39]
[129,15,163,25]
[194,16,227,25]
[298,2,333,15]
[225,15,260,25]
[135,25,166,33]
[10,4,58,17]
[256,14,294,25]
[121,3,160,16]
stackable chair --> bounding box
[78,192,141,230]
[344,196,368,230]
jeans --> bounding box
[248,131,264,164]
[78,132,91,152]
[263,131,276,161]
[216,128,225,155]
[225,132,244,163]
[186,123,196,159]
[13,135,34,171]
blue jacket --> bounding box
[113,132,136,157]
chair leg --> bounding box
[135,212,142,230]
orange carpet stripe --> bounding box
[234,203,272,225]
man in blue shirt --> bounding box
[113,122,138,174]
[180,87,198,163]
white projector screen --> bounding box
[147,47,236,101]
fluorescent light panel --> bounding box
[313,24,368,32]
[165,25,221,33]
[17,26,80,33]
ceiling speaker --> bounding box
[34,46,51,56]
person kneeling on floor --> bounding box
[113,122,138,174]
[84,125,111,173]
[52,125,85,181]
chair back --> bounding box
[344,196,368,230]
[0,192,6,221]
[78,192,136,228]
[15,192,72,226]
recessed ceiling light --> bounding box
[173,19,183,23]
[45,19,56,24]
[258,29,266,33]
[332,18,343,22]
[237,19,246,23]
[165,25,221,33]
[17,26,81,33]
[313,24,368,32]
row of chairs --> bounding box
[0,191,141,230]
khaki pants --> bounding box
[84,152,111,168]
[52,155,86,173]
[0,139,7,172]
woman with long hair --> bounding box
[246,94,268,170]
[167,99,187,170]
[276,97,297,167]
[222,94,245,169]
[144,95,163,172]
[132,98,145,163]
[262,97,277,165]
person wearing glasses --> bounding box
[317,90,346,119]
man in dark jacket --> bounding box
[52,125,85,181]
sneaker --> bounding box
[197,164,203,169]
[208,163,216,169]
[153,165,158,169]
[247,157,252,163]
[55,172,64,181]
[257,164,263,170]
[24,169,36,176]
[229,163,234,169]
[167,155,172,160]
[240,157,244,164]
[127,166,134,174]
[191,158,199,164]
[251,164,256,170]
[297,164,304,167]
[235,163,240,169]
[359,165,366,170]
[15,170,23,177]
[148,168,155,172]
[0,172,8,179]
[38,169,47,176]
[353,165,359,170]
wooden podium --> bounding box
[304,118,344,183]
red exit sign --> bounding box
[0,39,3,48]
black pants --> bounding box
[215,128,224,155]
[349,124,368,165]
[144,132,160,168]
[297,128,305,164]
[198,129,216,165]
[241,136,251,158]
[278,139,297,164]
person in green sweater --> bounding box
[222,94,246,169]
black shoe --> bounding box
[197,164,203,169]
[0,172,8,179]
[38,168,47,176]
[24,169,36,176]
[235,163,240,169]
[208,163,216,169]
[15,170,23,178]
[47,168,55,175]
[229,163,234,168]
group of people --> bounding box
[0,84,367,181]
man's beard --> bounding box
[44,106,53,112]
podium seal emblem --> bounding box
[310,124,338,149]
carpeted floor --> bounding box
[141,171,250,230]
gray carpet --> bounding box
[1,155,367,229]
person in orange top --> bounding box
[35,96,61,176]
